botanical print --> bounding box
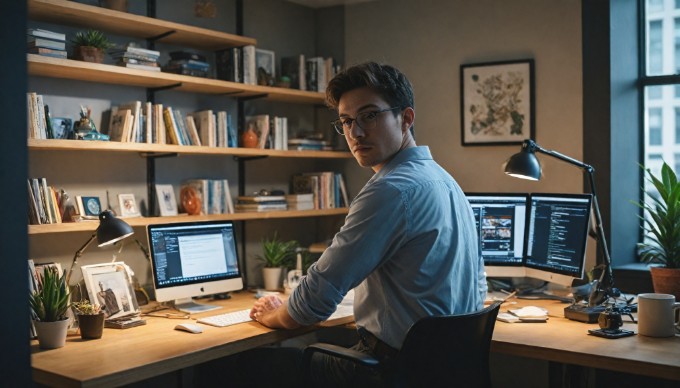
[462,60,533,145]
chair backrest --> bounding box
[390,302,501,388]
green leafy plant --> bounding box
[71,300,102,315]
[71,29,113,49]
[257,232,299,268]
[29,267,71,322]
[635,162,680,268]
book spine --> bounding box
[163,107,181,145]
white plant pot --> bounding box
[262,267,283,291]
[34,319,70,349]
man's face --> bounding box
[337,87,406,172]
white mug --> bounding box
[637,293,680,337]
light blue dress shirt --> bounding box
[288,146,487,349]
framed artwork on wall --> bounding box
[460,59,535,146]
[117,193,141,218]
[155,184,178,216]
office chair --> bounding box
[302,301,502,387]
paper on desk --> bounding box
[327,289,354,320]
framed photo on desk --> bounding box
[81,262,139,319]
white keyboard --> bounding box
[197,309,253,327]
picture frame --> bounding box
[81,262,140,320]
[255,48,276,86]
[460,59,535,146]
[155,184,178,216]
[77,195,102,217]
[118,193,141,217]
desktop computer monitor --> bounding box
[466,193,529,278]
[524,193,592,287]
[147,220,244,313]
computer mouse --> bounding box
[174,323,203,334]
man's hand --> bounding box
[250,295,301,329]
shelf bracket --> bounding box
[140,152,178,216]
[146,83,183,103]
[238,93,269,101]
[146,30,177,44]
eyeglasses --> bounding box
[331,107,402,135]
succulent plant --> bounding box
[71,29,113,49]
[71,300,102,315]
[29,266,70,322]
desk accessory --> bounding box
[587,308,636,339]
[504,139,620,321]
[65,210,134,286]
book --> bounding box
[242,45,256,85]
[27,47,67,58]
[27,28,66,41]
[185,115,201,146]
[285,193,314,202]
[281,54,306,90]
[215,47,241,82]
[108,109,132,142]
[118,62,162,72]
[194,110,216,147]
[163,107,183,145]
[237,195,286,203]
[118,101,141,142]
[169,51,207,62]
[235,202,288,212]
[105,316,147,329]
[27,36,65,50]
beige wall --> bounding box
[344,0,583,194]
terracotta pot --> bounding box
[34,319,70,349]
[650,266,680,300]
[74,46,105,63]
[77,313,105,340]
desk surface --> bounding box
[32,293,680,387]
[491,297,680,381]
[30,291,353,388]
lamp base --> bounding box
[564,304,605,323]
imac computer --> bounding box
[147,220,243,313]
[466,193,529,278]
[524,193,592,287]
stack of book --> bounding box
[163,51,210,78]
[235,194,288,212]
[287,137,331,151]
[27,28,66,59]
[286,193,314,211]
[109,45,161,72]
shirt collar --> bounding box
[373,146,433,180]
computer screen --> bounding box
[524,193,592,286]
[147,220,243,313]
[466,193,528,277]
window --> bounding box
[643,0,680,189]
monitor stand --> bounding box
[173,297,222,314]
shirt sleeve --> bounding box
[287,180,408,325]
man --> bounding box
[249,62,486,385]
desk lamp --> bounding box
[65,210,134,286]
[503,139,619,316]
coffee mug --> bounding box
[637,293,680,337]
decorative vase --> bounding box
[241,124,259,148]
[74,46,105,63]
[650,266,680,300]
[77,313,105,340]
[34,319,70,349]
[262,267,283,291]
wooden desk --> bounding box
[491,298,680,381]
[30,292,353,388]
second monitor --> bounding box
[467,192,592,287]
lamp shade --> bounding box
[504,145,541,181]
[96,210,134,247]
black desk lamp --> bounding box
[65,210,134,286]
[504,139,618,310]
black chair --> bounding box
[302,301,502,388]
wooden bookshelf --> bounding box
[28,55,326,105]
[28,0,256,51]
[28,208,350,235]
[28,139,352,158]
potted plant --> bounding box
[257,232,298,291]
[636,161,680,299]
[71,300,105,340]
[29,266,71,349]
[71,29,112,63]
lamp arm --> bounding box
[529,140,616,304]
[134,238,151,262]
[66,231,97,286]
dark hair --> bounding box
[326,62,415,112]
